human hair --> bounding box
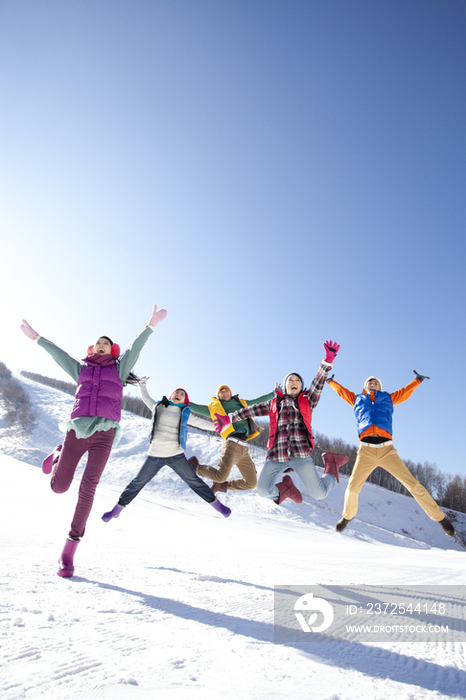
[123,371,140,387]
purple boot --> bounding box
[102,504,124,522]
[42,445,62,475]
[211,500,231,518]
[57,537,79,578]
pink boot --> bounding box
[322,452,349,483]
[275,475,303,504]
[57,538,79,578]
[42,445,62,474]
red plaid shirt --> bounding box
[229,361,332,462]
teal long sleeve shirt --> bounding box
[37,325,153,444]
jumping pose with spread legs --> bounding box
[20,304,167,577]
[328,372,455,537]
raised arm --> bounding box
[390,370,428,405]
[306,340,340,410]
[326,377,357,406]
[118,304,167,381]
[188,400,211,418]
[21,319,82,382]
[213,400,272,433]
[138,377,156,412]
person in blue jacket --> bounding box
[102,378,231,521]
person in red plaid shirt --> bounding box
[214,341,348,505]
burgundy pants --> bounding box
[51,428,115,540]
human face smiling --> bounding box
[286,374,302,396]
[366,378,381,394]
[218,387,232,401]
[171,389,186,404]
[93,337,112,355]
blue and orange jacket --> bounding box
[328,378,421,441]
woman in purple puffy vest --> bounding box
[20,305,167,578]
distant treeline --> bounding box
[0,362,36,432]
[10,368,466,515]
[20,371,152,419]
[249,420,466,516]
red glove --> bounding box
[214,413,231,433]
[323,340,340,363]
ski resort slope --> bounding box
[1,376,465,700]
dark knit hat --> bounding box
[283,372,305,394]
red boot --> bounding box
[275,475,303,504]
[57,538,79,578]
[321,452,349,483]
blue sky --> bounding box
[1,1,465,477]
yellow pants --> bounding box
[342,443,444,522]
[196,438,257,491]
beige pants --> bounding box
[196,439,257,491]
[342,443,444,522]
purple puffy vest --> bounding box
[70,354,123,422]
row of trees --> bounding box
[13,370,466,514]
[0,363,36,433]
[251,420,466,515]
[21,371,152,418]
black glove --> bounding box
[326,374,335,383]
[413,370,430,382]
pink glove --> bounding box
[148,305,168,328]
[21,320,39,340]
[323,340,340,363]
[214,413,231,433]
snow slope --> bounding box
[1,375,465,700]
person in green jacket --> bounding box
[20,304,167,578]
[188,385,273,493]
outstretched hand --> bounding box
[148,305,168,328]
[326,374,335,383]
[214,413,231,433]
[138,376,150,385]
[414,370,430,382]
[323,340,340,364]
[21,320,39,341]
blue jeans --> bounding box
[257,456,337,501]
[118,454,216,506]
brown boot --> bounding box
[188,456,200,471]
[212,481,228,494]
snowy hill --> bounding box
[1,374,466,700]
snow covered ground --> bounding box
[1,375,465,700]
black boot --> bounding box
[335,517,353,533]
[438,517,456,538]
